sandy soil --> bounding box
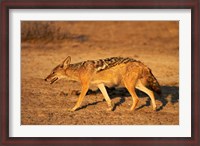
[21,21,179,125]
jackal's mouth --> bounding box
[50,77,58,84]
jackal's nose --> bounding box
[44,78,47,81]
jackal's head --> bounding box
[45,56,71,84]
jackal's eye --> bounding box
[52,71,55,74]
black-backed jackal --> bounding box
[45,56,161,111]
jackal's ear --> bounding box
[62,56,71,69]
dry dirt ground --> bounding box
[21,21,179,125]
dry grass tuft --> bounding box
[21,21,88,42]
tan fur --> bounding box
[45,56,161,111]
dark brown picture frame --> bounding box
[0,0,199,145]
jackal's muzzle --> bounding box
[45,75,58,84]
[50,77,58,84]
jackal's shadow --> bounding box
[72,86,179,111]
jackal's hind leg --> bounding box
[136,80,157,110]
[97,83,113,111]
[123,77,139,111]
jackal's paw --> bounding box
[129,107,136,111]
[153,106,157,111]
[68,108,77,112]
[107,103,114,111]
[107,106,114,111]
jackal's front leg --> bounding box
[69,83,89,112]
[97,83,114,111]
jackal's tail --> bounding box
[144,68,161,95]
